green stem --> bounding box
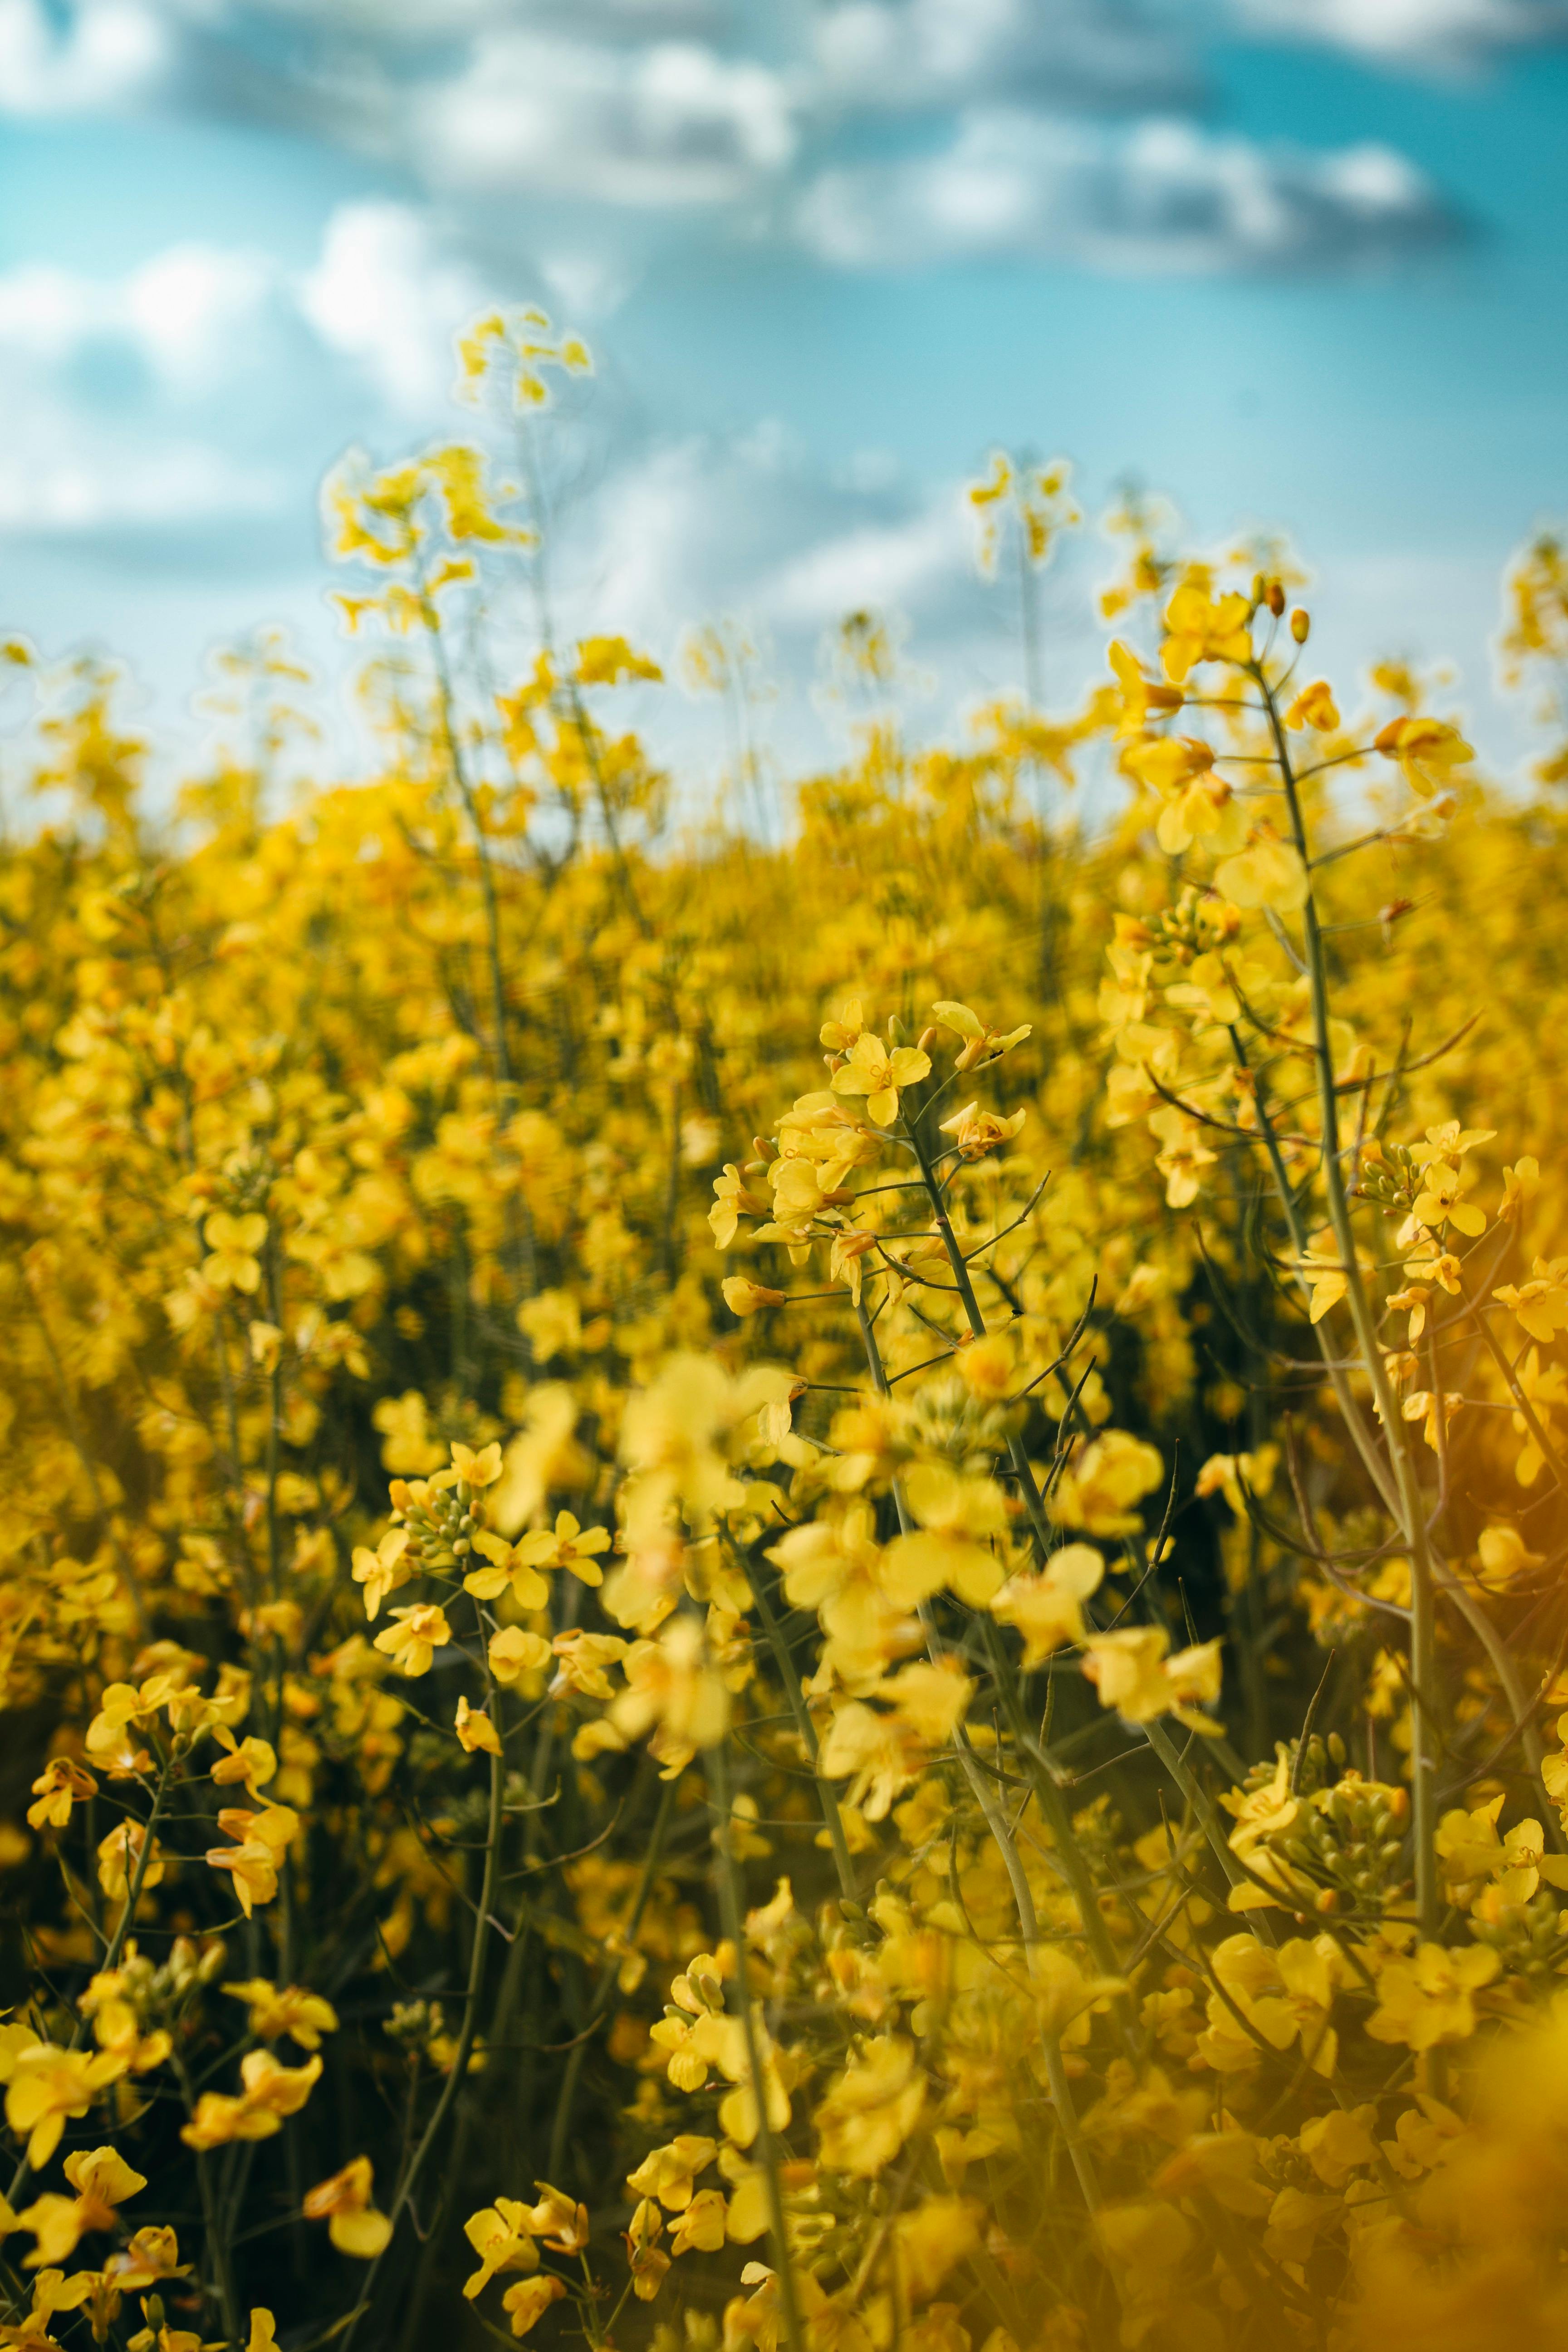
[901,1109,1054,1557]
[1259,665,1440,1937]
[338,1597,504,2352]
[706,1736,804,2352]
[6,1755,173,2210]
[737,1549,858,1901]
[546,1778,677,2183]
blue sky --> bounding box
[2,0,1568,785]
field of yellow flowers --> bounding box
[6,312,1568,2352]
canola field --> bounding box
[4,313,1568,2352]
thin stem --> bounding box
[706,1735,804,2352]
[737,1551,858,1901]
[338,1596,504,2352]
[1257,663,1440,1936]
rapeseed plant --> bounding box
[2,309,1568,2352]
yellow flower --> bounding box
[1081,1625,1223,1734]
[990,1544,1105,1666]
[351,1527,411,1622]
[96,1819,166,1903]
[722,1275,787,1318]
[1285,679,1339,731]
[1375,714,1474,798]
[519,2184,589,2254]
[456,1696,502,1755]
[462,2199,539,2298]
[180,2051,322,2149]
[669,2189,727,2256]
[1148,1102,1217,1209]
[26,1759,97,1833]
[1494,1255,1568,1342]
[0,2269,97,2352]
[609,1617,730,1777]
[205,1804,298,1917]
[510,1509,612,1588]
[1214,831,1310,914]
[829,1031,931,1128]
[487,1627,552,1686]
[210,1732,278,1800]
[1049,1430,1165,1537]
[201,1210,268,1294]
[1195,1933,1346,2077]
[625,2135,719,2210]
[1475,1523,1543,1586]
[372,1603,453,1677]
[928,1000,1032,1072]
[549,1629,627,1700]
[16,2146,146,2267]
[814,2036,925,2177]
[500,2276,565,2337]
[450,1441,504,1489]
[936,1101,1027,1160]
[1365,1941,1499,2050]
[221,1979,340,2051]
[1124,736,1232,856]
[463,1530,550,1610]
[302,2156,392,2258]
[1160,577,1253,681]
[1107,638,1184,735]
[5,2046,124,2170]
[709,1163,769,1250]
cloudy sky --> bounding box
[2,0,1568,787]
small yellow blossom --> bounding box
[302,2157,392,2258]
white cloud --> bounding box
[0,243,275,382]
[809,0,1190,112]
[1231,0,1568,63]
[760,499,967,626]
[412,30,796,204]
[0,443,282,532]
[0,0,168,115]
[299,204,487,412]
[225,0,723,39]
[796,108,1449,271]
[0,201,493,538]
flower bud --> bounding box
[1266,582,1285,617]
[916,1024,936,1052]
[1290,609,1310,643]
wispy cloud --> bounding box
[795,110,1450,272]
[1233,0,1568,66]
[0,0,1484,274]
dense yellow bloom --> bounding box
[7,328,1568,2352]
